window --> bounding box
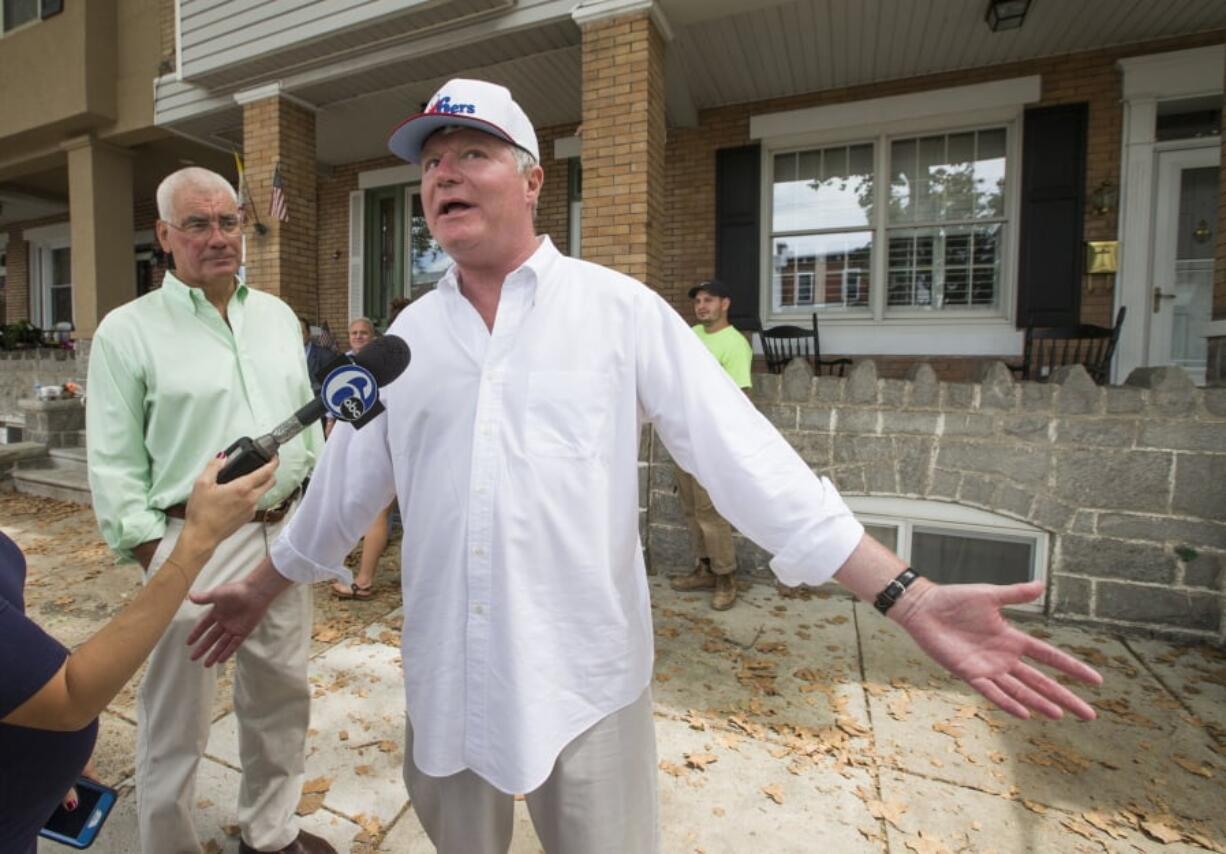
[2,0,58,33]
[47,245,72,326]
[849,497,1047,609]
[567,157,582,258]
[771,143,873,312]
[767,125,1012,322]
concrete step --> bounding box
[49,445,88,474]
[12,465,92,506]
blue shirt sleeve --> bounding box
[0,533,69,718]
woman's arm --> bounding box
[1,455,277,731]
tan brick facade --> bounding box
[242,95,317,318]
[303,29,1226,380]
[579,12,667,289]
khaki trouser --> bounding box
[402,689,659,854]
[674,469,736,575]
[137,512,312,854]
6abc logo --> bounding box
[322,363,378,423]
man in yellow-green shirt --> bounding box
[86,167,333,854]
[669,280,753,610]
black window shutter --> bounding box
[1016,103,1088,327]
[715,145,761,331]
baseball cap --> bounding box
[387,79,540,165]
[688,280,733,300]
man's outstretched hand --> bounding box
[893,579,1103,721]
[185,558,289,666]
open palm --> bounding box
[896,580,1102,720]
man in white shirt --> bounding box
[185,79,1103,854]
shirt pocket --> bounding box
[524,370,612,459]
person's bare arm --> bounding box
[1,457,278,731]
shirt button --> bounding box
[474,604,485,616]
[475,486,487,496]
[473,546,485,557]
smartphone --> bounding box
[39,777,117,849]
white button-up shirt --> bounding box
[271,237,863,793]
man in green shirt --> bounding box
[669,280,753,610]
[86,167,333,854]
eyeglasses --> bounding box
[167,215,243,238]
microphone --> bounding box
[217,335,411,483]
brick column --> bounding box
[63,135,135,338]
[238,88,317,316]
[574,1,668,290]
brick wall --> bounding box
[646,360,1226,641]
[158,0,176,72]
[242,96,317,317]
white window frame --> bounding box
[1,0,48,35]
[23,222,71,329]
[846,495,1048,612]
[751,77,1038,358]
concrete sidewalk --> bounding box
[5,494,1224,853]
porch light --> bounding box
[1088,180,1118,216]
[984,0,1031,32]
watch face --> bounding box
[322,363,378,422]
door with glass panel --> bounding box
[406,190,450,302]
[1150,146,1218,385]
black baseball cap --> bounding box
[688,280,732,300]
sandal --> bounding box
[331,582,375,600]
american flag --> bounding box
[269,161,288,222]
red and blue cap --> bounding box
[387,79,540,165]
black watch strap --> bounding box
[873,567,920,615]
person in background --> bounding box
[0,456,277,854]
[669,279,753,611]
[301,315,335,396]
[330,316,392,600]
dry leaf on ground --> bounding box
[762,784,784,804]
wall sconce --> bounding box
[1088,180,1118,216]
[984,0,1031,32]
[1193,219,1212,243]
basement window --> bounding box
[848,496,1047,610]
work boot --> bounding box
[711,573,737,611]
[671,558,716,591]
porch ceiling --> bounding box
[158,0,1226,167]
[668,0,1226,109]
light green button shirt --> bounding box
[86,272,323,561]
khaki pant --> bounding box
[137,512,312,854]
[674,469,736,575]
[402,689,659,854]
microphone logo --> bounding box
[322,364,378,422]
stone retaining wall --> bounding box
[0,349,83,418]
[645,361,1226,643]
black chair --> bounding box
[759,313,852,377]
[1011,306,1126,385]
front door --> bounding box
[1150,145,1219,385]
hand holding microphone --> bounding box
[217,335,411,483]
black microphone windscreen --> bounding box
[352,335,411,385]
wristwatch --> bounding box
[873,567,920,615]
